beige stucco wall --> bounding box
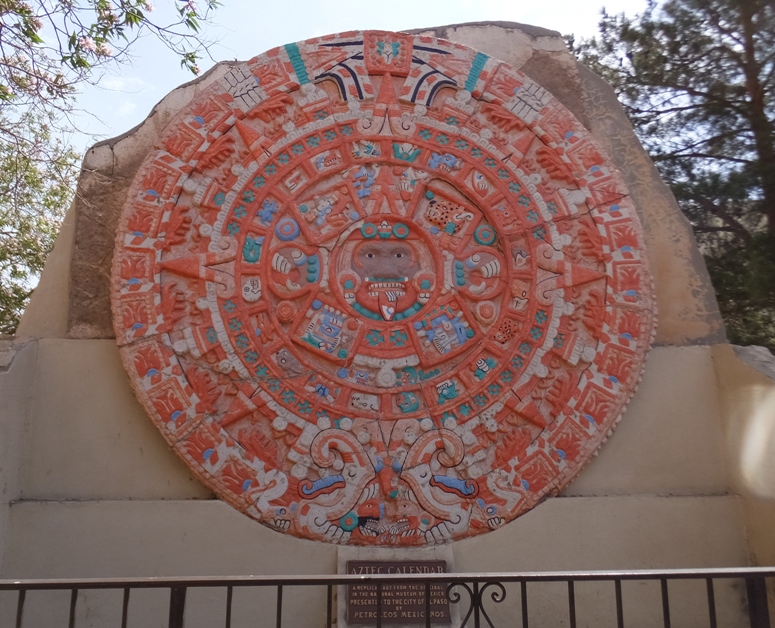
[0,339,733,504]
[1,19,773,627]
[713,344,775,567]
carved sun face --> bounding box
[355,241,417,280]
[350,239,422,320]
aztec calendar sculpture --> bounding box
[112,31,654,545]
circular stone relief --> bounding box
[112,31,654,545]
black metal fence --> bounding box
[0,567,772,628]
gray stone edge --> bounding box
[732,345,775,382]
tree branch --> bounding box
[690,193,753,243]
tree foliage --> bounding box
[0,110,77,333]
[0,0,219,107]
[570,0,775,350]
[0,0,219,334]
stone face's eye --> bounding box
[367,253,374,258]
[395,253,403,258]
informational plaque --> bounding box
[346,560,451,625]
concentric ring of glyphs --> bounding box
[111,31,655,545]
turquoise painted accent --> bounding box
[465,52,489,92]
[306,255,320,283]
[352,302,382,320]
[365,330,385,346]
[394,302,423,321]
[392,143,421,162]
[242,236,263,263]
[340,511,358,532]
[397,392,420,413]
[438,381,458,402]
[284,43,310,84]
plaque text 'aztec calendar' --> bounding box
[112,31,654,545]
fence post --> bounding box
[746,578,771,628]
[169,587,187,628]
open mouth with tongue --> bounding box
[366,277,408,320]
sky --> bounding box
[70,0,648,150]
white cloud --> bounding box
[115,101,138,118]
[100,76,150,93]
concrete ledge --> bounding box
[733,345,775,381]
